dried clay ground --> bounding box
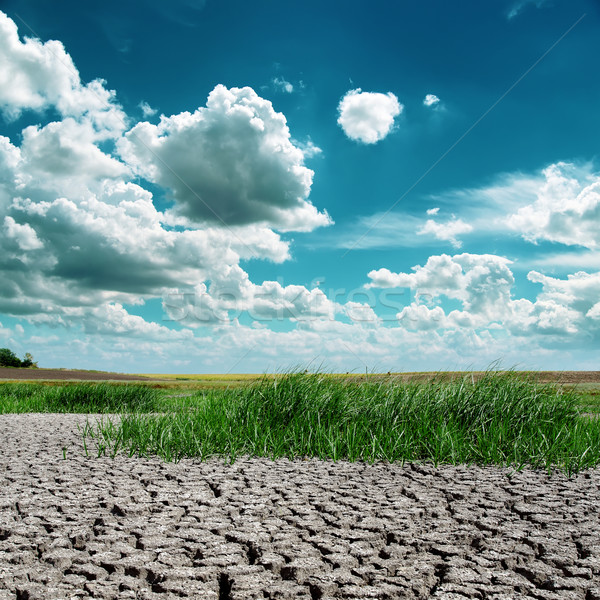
[0,371,599,599]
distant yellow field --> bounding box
[134,373,271,389]
[137,372,450,391]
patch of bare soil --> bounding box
[533,371,600,384]
[0,414,599,599]
[0,367,154,382]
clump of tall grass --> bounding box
[84,371,600,475]
[0,383,160,413]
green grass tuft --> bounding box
[2,372,598,474]
[0,382,160,413]
[78,371,600,475]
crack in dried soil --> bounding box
[0,413,599,600]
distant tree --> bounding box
[0,348,38,368]
[21,352,38,368]
[0,348,22,367]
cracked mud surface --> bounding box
[0,414,599,599]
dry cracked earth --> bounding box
[0,414,599,600]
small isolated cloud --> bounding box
[337,89,402,144]
[272,77,293,94]
[423,94,440,108]
[507,0,549,19]
[426,207,440,215]
[139,101,157,117]
[417,218,473,248]
[295,138,322,158]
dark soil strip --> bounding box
[0,368,153,381]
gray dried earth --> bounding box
[0,414,599,600]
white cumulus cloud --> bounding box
[0,11,125,134]
[119,84,330,231]
[398,304,446,331]
[20,119,128,182]
[417,218,473,248]
[139,101,157,117]
[367,253,515,322]
[367,253,600,340]
[4,215,43,251]
[506,162,600,249]
[423,94,440,107]
[85,303,194,340]
[163,264,339,327]
[587,303,600,321]
[337,89,402,144]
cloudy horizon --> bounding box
[0,1,598,374]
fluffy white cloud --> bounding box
[417,217,473,248]
[364,267,403,289]
[367,254,469,295]
[3,216,43,251]
[587,303,600,321]
[423,94,440,107]
[248,281,336,322]
[367,253,515,322]
[272,77,293,93]
[343,301,380,325]
[398,304,446,331]
[119,84,331,231]
[0,11,78,117]
[509,298,582,335]
[367,253,600,341]
[139,101,157,117]
[84,303,194,340]
[162,264,339,327]
[0,182,296,315]
[527,270,600,321]
[506,162,600,249]
[20,119,128,183]
[337,89,402,144]
[0,11,125,134]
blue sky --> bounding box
[0,0,599,373]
